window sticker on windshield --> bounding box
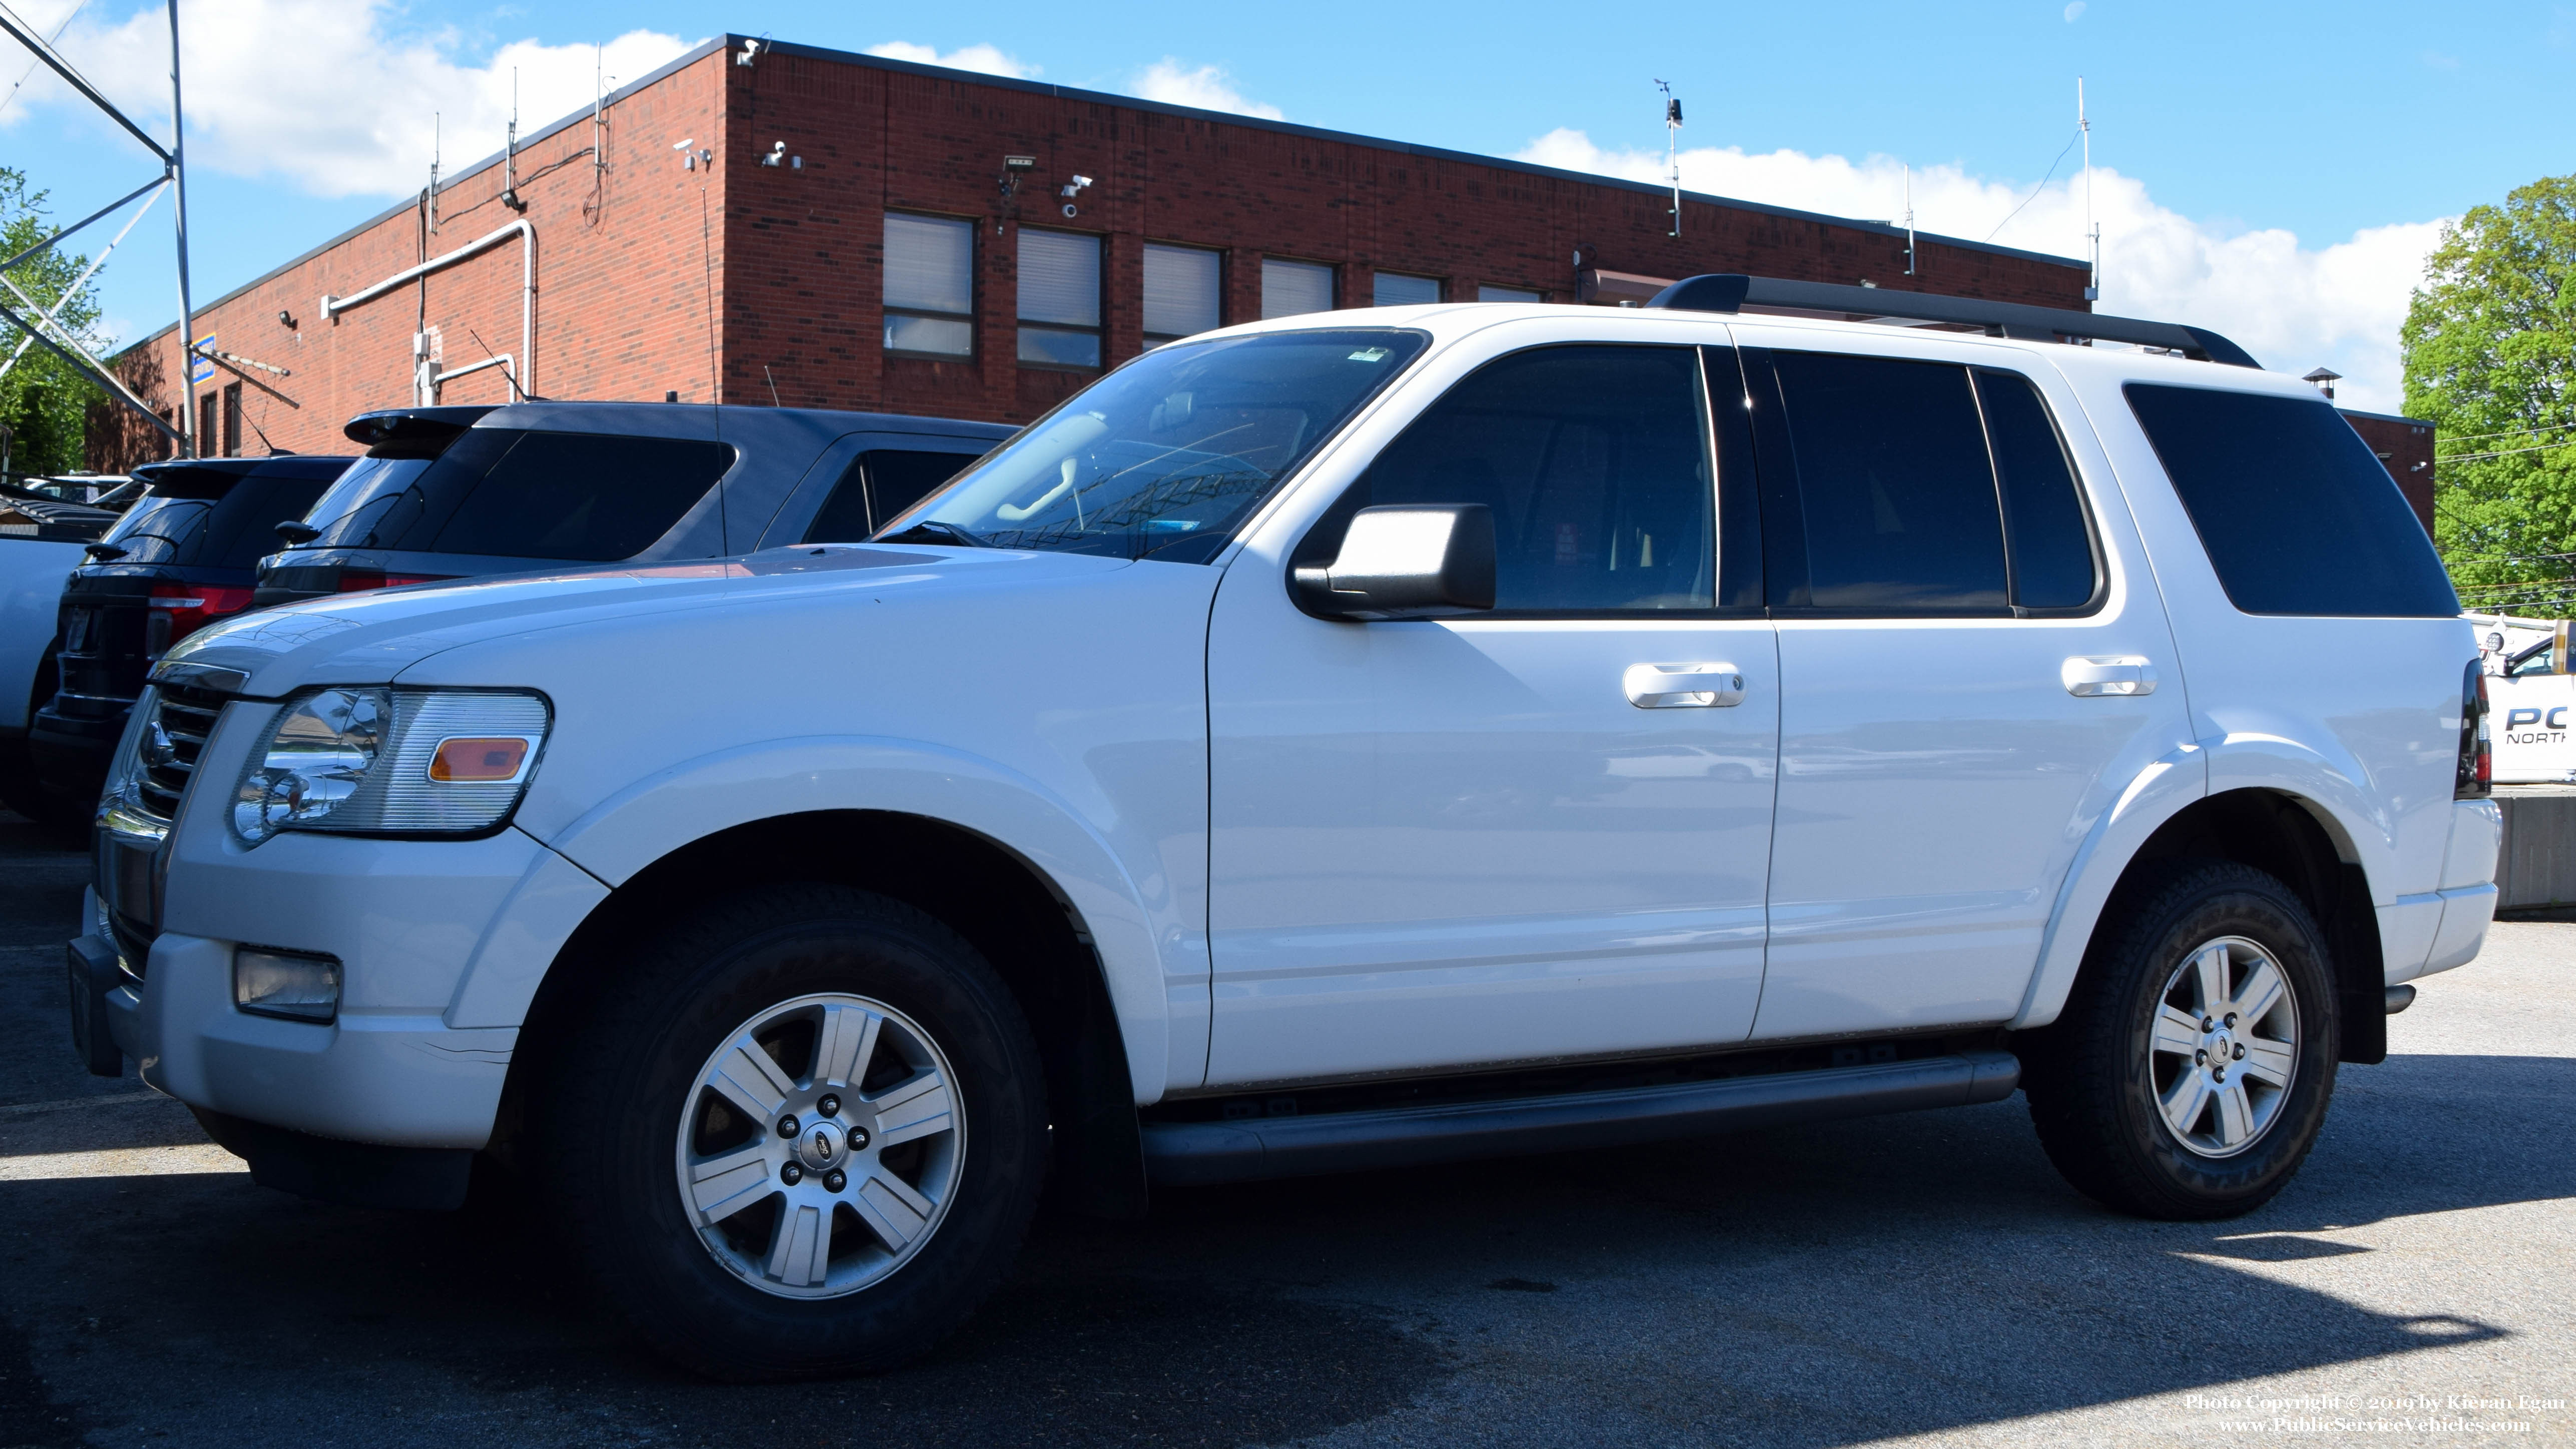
[1348,347,1391,362]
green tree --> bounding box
[0,166,111,481]
[2403,172,2576,620]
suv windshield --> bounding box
[295,430,738,561]
[893,328,1428,562]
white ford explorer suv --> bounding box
[70,275,2498,1380]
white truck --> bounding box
[2469,613,2576,783]
[72,276,2498,1381]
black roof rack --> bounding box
[1644,274,2261,369]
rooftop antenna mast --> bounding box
[501,69,526,212]
[2080,77,2098,302]
[1654,80,1682,237]
[1903,163,1917,276]
[428,112,441,234]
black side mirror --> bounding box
[1293,504,1496,620]
[83,542,128,561]
[274,520,320,544]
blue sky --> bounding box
[5,0,2571,410]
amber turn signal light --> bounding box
[428,736,531,783]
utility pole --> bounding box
[169,0,197,456]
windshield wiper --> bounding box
[878,520,991,548]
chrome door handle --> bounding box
[2062,655,2158,697]
[1625,662,1746,709]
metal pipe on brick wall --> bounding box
[320,219,535,400]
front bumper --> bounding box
[98,910,517,1149]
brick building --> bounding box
[96,33,2434,526]
[99,34,2096,462]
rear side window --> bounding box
[1328,344,1714,612]
[804,449,983,543]
[1767,352,2006,611]
[1977,369,2099,610]
[303,430,735,561]
[2124,384,2457,617]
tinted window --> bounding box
[299,453,438,549]
[1977,369,2098,609]
[204,475,335,570]
[1770,352,2005,611]
[2125,385,2458,618]
[1329,345,1713,612]
[296,430,733,561]
[98,495,212,565]
[804,449,983,543]
[911,328,1427,562]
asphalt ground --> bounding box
[2,804,2569,1448]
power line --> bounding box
[1985,127,2082,244]
[2440,438,2576,464]
[2438,418,2576,446]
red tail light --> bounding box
[145,582,256,659]
[2458,661,2492,799]
[335,570,452,594]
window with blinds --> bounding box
[1262,258,1336,319]
[884,213,974,358]
[1477,284,1543,303]
[1019,228,1103,369]
[1144,244,1221,342]
[1373,272,1441,307]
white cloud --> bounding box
[1517,128,2445,412]
[9,0,692,199]
[1127,59,1282,121]
[863,42,1037,79]
[2064,2,2086,21]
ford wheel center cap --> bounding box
[795,1119,846,1172]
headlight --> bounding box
[232,688,549,844]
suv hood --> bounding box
[159,545,1131,698]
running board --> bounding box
[1142,1050,2022,1187]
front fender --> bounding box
[505,734,1195,1102]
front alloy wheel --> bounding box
[678,994,964,1296]
[537,883,1047,1380]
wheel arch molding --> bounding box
[2016,746,2392,1064]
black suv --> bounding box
[256,401,1014,605]
[28,455,354,811]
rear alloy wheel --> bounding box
[2025,859,2339,1220]
[2145,936,2301,1158]
[540,884,1046,1380]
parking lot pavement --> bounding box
[2,808,2569,1449]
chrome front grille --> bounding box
[131,683,229,823]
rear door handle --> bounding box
[1625,662,1746,709]
[2062,655,2158,697]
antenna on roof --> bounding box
[2079,77,2098,302]
[502,69,527,213]
[1654,80,1682,237]
[427,112,441,234]
[1903,163,1916,277]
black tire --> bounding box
[2023,859,2340,1220]
[533,883,1048,1380]
[0,733,89,844]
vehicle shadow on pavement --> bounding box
[1,1049,2563,1447]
